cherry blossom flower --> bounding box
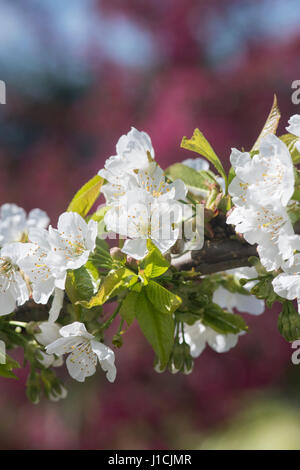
[229,135,294,207]
[99,127,155,204]
[17,228,63,306]
[213,267,265,316]
[0,242,31,316]
[227,203,295,271]
[272,254,300,305]
[46,322,116,383]
[47,212,97,275]
[183,321,239,357]
[105,189,184,259]
[0,203,49,246]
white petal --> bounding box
[91,339,117,383]
[122,238,148,260]
[48,288,64,323]
[27,209,50,230]
[46,336,82,356]
[66,347,97,382]
[207,329,239,353]
[35,322,61,346]
[0,288,17,316]
[59,321,94,340]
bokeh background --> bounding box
[1,0,300,450]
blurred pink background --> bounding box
[1,0,300,449]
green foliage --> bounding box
[135,291,175,368]
[202,303,248,335]
[67,174,103,217]
[139,243,170,279]
[145,280,182,315]
[181,128,227,192]
[119,291,138,326]
[278,301,300,342]
[0,354,20,380]
[79,267,137,308]
[250,277,279,308]
[166,163,216,194]
[90,237,114,272]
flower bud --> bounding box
[110,247,126,262]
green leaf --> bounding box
[66,265,100,304]
[79,267,136,308]
[145,280,182,315]
[250,277,278,307]
[90,237,113,271]
[136,291,174,368]
[181,129,227,192]
[288,202,300,224]
[202,303,248,335]
[0,365,18,379]
[89,205,110,222]
[0,354,20,379]
[280,133,300,165]
[219,275,251,296]
[278,301,300,342]
[67,174,103,217]
[119,291,139,326]
[252,94,281,152]
[166,163,216,194]
[140,244,170,279]
[228,166,236,186]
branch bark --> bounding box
[171,238,258,273]
[171,221,300,274]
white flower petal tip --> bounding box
[286,114,300,138]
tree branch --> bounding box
[171,238,257,273]
[171,221,300,274]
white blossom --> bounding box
[47,212,97,275]
[215,267,264,314]
[0,242,31,316]
[213,267,264,315]
[183,321,239,357]
[227,203,295,271]
[99,127,155,204]
[0,203,49,246]
[272,254,300,303]
[229,135,294,207]
[46,322,117,383]
[17,228,63,306]
[105,189,183,259]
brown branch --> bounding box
[171,238,258,273]
[171,220,300,274]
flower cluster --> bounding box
[0,208,97,319]
[227,115,300,312]
[99,127,187,260]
